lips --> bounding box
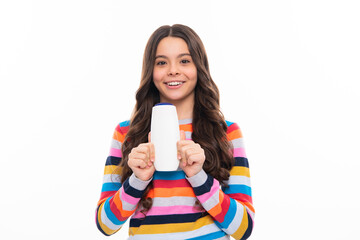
[164,81,185,87]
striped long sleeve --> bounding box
[96,121,152,236]
[186,121,254,239]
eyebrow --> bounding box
[155,53,191,59]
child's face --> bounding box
[153,37,197,105]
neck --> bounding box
[174,100,194,120]
[160,95,194,120]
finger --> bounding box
[138,147,150,162]
[187,153,203,166]
[184,147,197,164]
[138,159,149,169]
[131,158,148,169]
[181,156,187,168]
[180,130,186,141]
[177,142,186,167]
[177,137,182,160]
[136,144,150,154]
[144,144,154,166]
[177,140,187,166]
[177,138,192,160]
[178,139,195,149]
[177,143,182,160]
[136,145,152,165]
[187,156,195,166]
[132,152,147,161]
[129,151,143,166]
[149,142,155,163]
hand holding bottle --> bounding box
[177,130,206,178]
[128,133,155,181]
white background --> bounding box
[1,0,359,239]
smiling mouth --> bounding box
[165,81,184,86]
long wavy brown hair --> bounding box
[120,24,234,212]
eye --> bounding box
[156,61,166,66]
[181,59,190,64]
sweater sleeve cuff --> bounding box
[128,173,152,191]
[186,169,208,187]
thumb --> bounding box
[148,132,155,163]
[180,130,186,140]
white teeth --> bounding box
[167,82,183,86]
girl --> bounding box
[96,24,254,240]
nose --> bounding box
[168,64,180,76]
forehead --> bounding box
[156,37,190,56]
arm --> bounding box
[95,122,152,236]
[186,122,254,240]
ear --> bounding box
[148,132,151,142]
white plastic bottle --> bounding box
[150,103,180,171]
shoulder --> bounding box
[225,120,241,133]
[114,120,131,135]
[225,120,244,141]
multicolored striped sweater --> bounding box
[96,119,254,239]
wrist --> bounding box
[135,174,152,181]
[129,173,152,191]
[186,169,207,187]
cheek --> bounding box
[152,68,165,83]
[152,70,161,90]
[185,67,197,81]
